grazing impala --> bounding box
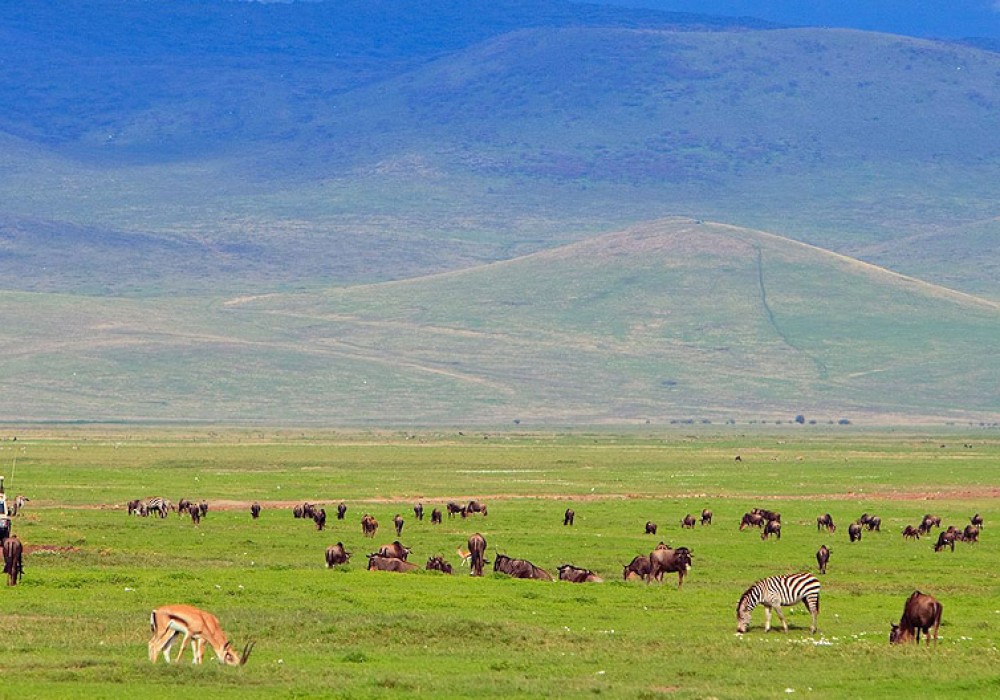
[149,604,254,666]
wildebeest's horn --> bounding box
[240,640,256,665]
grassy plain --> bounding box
[2,428,1000,698]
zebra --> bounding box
[144,498,171,518]
[736,572,821,634]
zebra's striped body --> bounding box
[145,497,171,518]
[736,572,820,634]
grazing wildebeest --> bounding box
[426,555,453,574]
[761,519,781,540]
[816,545,830,574]
[902,525,921,540]
[622,555,652,582]
[336,502,347,520]
[563,508,575,526]
[753,508,780,523]
[189,507,201,526]
[645,521,658,535]
[860,514,881,532]
[3,534,23,586]
[250,502,261,519]
[648,545,693,588]
[361,514,378,538]
[447,502,466,519]
[681,514,696,529]
[736,573,821,634]
[848,522,863,542]
[740,512,765,530]
[934,530,957,552]
[393,514,404,537]
[366,554,418,573]
[198,501,209,518]
[413,503,424,521]
[971,513,984,529]
[557,564,603,583]
[128,499,143,516]
[494,553,552,581]
[468,533,487,577]
[431,508,442,525]
[816,513,836,533]
[890,591,943,646]
[177,498,192,516]
[314,508,327,531]
[466,500,487,517]
[962,524,980,543]
[325,542,351,567]
[919,514,941,535]
[700,509,713,526]
[376,541,411,561]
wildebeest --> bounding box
[366,554,418,573]
[648,545,693,588]
[816,545,830,574]
[761,519,781,540]
[336,502,347,520]
[413,503,424,521]
[971,513,984,529]
[848,522,863,542]
[563,508,575,526]
[294,502,317,520]
[859,513,881,532]
[622,555,652,582]
[189,507,201,526]
[3,534,23,586]
[753,508,781,523]
[426,555,453,574]
[962,524,980,543]
[177,498,192,516]
[933,529,957,552]
[902,525,921,540]
[361,514,378,538]
[494,553,552,581]
[468,533,487,576]
[325,542,351,567]
[446,502,466,519]
[890,591,943,646]
[128,499,143,516]
[816,513,836,533]
[250,502,261,519]
[557,564,603,583]
[313,508,326,531]
[466,500,487,517]
[919,514,941,535]
[740,512,765,530]
[431,508,442,525]
[198,501,209,518]
[393,514,404,537]
[681,514,696,529]
[376,541,411,561]
[700,509,713,526]
[645,521,658,535]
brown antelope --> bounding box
[148,604,254,665]
[455,545,472,567]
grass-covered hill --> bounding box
[3,219,997,424]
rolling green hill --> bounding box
[3,219,997,424]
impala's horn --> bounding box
[240,640,256,665]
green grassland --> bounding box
[3,429,1000,698]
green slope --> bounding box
[3,219,997,424]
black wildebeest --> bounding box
[860,513,881,532]
[645,521,658,535]
[3,534,23,586]
[325,542,351,567]
[934,529,957,552]
[127,499,143,516]
[426,555,453,574]
[622,555,652,582]
[848,522,863,542]
[413,503,424,521]
[563,508,575,526]
[494,553,552,581]
[700,509,713,526]
[971,513,984,529]
[190,507,201,526]
[367,554,418,573]
[740,512,765,530]
[816,513,836,533]
[294,502,317,519]
[313,508,327,531]
[681,514,696,529]
[962,524,980,543]
[466,500,488,517]
[250,502,261,519]
[902,525,921,540]
[376,541,411,561]
[890,591,943,646]
[336,502,347,520]
[446,502,466,519]
[761,520,781,540]
[431,508,442,525]
[648,544,693,588]
[919,514,941,535]
[177,498,192,516]
[468,533,487,577]
[753,508,781,523]
[361,514,378,538]
[816,545,830,574]
[393,514,404,537]
[198,501,209,518]
[557,564,603,583]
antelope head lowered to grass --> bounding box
[149,604,254,666]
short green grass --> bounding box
[2,429,1000,698]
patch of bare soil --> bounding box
[23,544,81,555]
